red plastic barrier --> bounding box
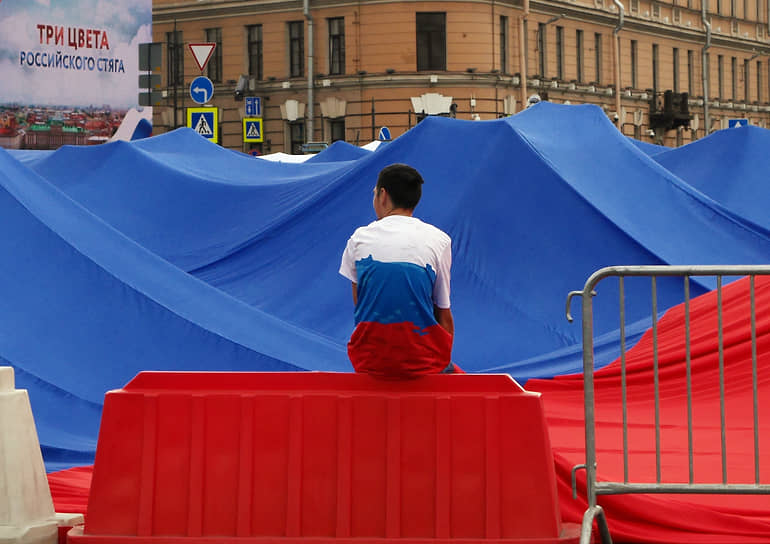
[68,372,578,543]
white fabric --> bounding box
[361,141,381,151]
[108,107,153,142]
[257,152,313,163]
[339,215,452,308]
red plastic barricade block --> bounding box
[68,372,578,543]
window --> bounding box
[247,25,263,80]
[500,16,509,73]
[166,30,183,87]
[718,54,724,98]
[576,30,584,83]
[717,0,722,14]
[289,122,305,154]
[745,59,751,101]
[594,33,602,84]
[205,28,222,83]
[652,3,661,18]
[673,7,682,23]
[673,48,680,92]
[538,23,547,77]
[652,43,659,92]
[330,119,345,142]
[757,60,762,102]
[556,26,564,80]
[416,12,446,71]
[630,40,638,88]
[688,50,694,94]
[289,21,304,77]
[328,17,345,75]
[731,0,737,17]
[630,0,640,14]
[732,57,738,99]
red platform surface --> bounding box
[67,372,578,543]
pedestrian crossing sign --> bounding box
[187,107,218,143]
[243,117,264,143]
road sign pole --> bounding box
[173,19,178,129]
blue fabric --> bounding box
[130,118,153,141]
[654,125,770,232]
[305,140,371,163]
[3,102,770,470]
[7,148,53,165]
[0,145,346,471]
[626,136,667,155]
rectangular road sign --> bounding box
[188,107,218,144]
[139,74,161,89]
[728,119,749,128]
[139,91,162,106]
[243,117,264,143]
[245,97,262,117]
[138,42,162,72]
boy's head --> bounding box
[375,163,424,211]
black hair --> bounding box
[375,163,424,210]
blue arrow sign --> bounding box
[728,119,749,128]
[378,126,391,141]
[190,76,214,105]
[245,97,262,117]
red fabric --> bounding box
[529,275,770,543]
[47,465,92,515]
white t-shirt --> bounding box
[339,215,452,310]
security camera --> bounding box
[234,75,247,101]
[647,129,655,136]
[613,112,619,121]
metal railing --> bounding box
[565,265,770,544]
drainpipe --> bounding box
[613,0,625,128]
[519,0,529,108]
[304,0,314,142]
[702,0,711,135]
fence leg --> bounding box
[580,505,613,544]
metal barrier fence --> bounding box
[565,265,770,544]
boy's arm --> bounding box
[351,282,358,305]
[434,306,454,337]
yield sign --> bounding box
[189,43,216,72]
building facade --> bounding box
[152,0,770,151]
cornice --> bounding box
[179,71,523,94]
[154,0,299,22]
[153,0,523,22]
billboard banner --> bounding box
[0,0,152,149]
